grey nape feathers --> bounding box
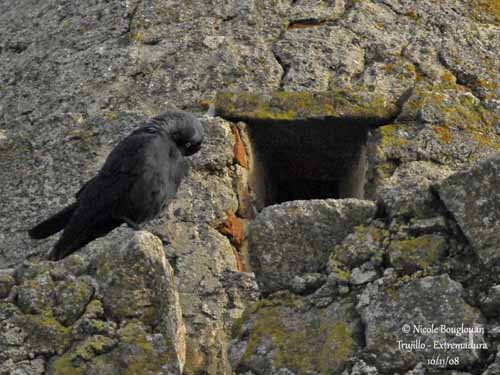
[29,110,204,261]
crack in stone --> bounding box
[378,0,405,16]
[288,19,331,29]
[122,0,143,36]
[437,51,485,101]
[272,50,289,90]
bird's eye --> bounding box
[185,142,192,149]
[143,126,158,133]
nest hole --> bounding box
[246,120,369,208]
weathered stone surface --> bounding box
[0,232,187,375]
[388,234,448,275]
[436,154,500,267]
[408,216,448,236]
[215,90,399,124]
[350,265,378,285]
[231,294,362,375]
[16,271,56,315]
[164,222,240,375]
[482,354,500,375]
[2,0,500,373]
[290,273,327,295]
[48,320,177,375]
[249,199,377,294]
[286,0,345,24]
[14,313,73,356]
[341,360,379,375]
[329,222,389,269]
[375,161,452,219]
[93,231,186,373]
[0,269,15,299]
[0,357,45,375]
[358,274,485,373]
[53,276,94,326]
[480,285,500,318]
[158,115,252,375]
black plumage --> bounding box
[29,110,204,261]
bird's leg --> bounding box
[120,216,142,230]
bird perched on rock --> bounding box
[29,110,204,261]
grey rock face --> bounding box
[0,357,45,375]
[358,274,486,373]
[2,0,500,373]
[329,221,388,270]
[350,265,378,285]
[0,232,186,375]
[231,293,363,375]
[341,360,379,375]
[436,154,500,268]
[376,161,452,219]
[0,274,15,299]
[93,230,186,373]
[249,199,377,294]
[482,354,500,375]
[387,234,448,275]
[480,285,500,318]
[289,273,327,295]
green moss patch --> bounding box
[17,314,72,355]
[388,235,447,275]
[470,0,500,25]
[49,321,177,375]
[238,296,360,374]
[215,90,399,124]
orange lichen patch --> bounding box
[232,248,246,272]
[405,10,419,19]
[470,0,500,25]
[215,91,399,124]
[433,126,452,144]
[198,99,212,110]
[217,212,245,247]
[231,125,248,169]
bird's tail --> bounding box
[28,203,78,239]
[47,210,122,261]
[48,233,90,261]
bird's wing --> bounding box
[113,130,186,223]
[80,129,156,206]
[49,129,157,259]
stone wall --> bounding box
[1,0,500,374]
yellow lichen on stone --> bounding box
[50,335,117,375]
[17,314,72,354]
[240,298,357,374]
[117,321,174,375]
[50,355,85,375]
[433,125,452,144]
[378,124,408,149]
[327,258,351,282]
[104,111,118,121]
[317,321,354,373]
[471,0,500,24]
[215,90,399,123]
[49,321,176,375]
[389,235,447,274]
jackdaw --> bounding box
[29,110,204,261]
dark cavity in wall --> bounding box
[246,119,369,207]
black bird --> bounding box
[29,110,204,261]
